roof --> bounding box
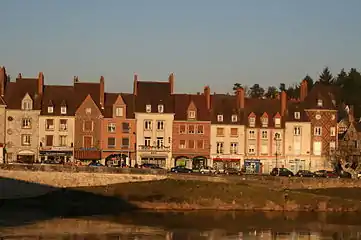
[303,82,337,110]
[74,82,101,110]
[173,94,210,121]
[210,94,243,124]
[102,93,135,119]
[40,85,76,116]
[135,81,173,113]
[0,96,6,105]
[285,101,310,122]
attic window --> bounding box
[317,99,323,107]
[158,104,164,113]
[48,106,54,113]
[61,106,67,115]
[217,114,223,122]
[85,108,91,114]
[261,117,268,127]
[22,100,32,110]
[294,112,300,120]
[115,107,124,117]
[274,117,281,127]
[249,117,255,127]
[231,114,237,122]
[146,104,151,113]
[188,110,196,119]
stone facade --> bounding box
[0,104,6,163]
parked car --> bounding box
[224,168,241,175]
[314,170,327,178]
[295,170,315,178]
[88,161,104,167]
[314,170,339,178]
[270,168,294,177]
[140,163,162,169]
[170,166,193,173]
[199,166,217,175]
[339,171,352,178]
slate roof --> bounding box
[74,82,101,110]
[210,94,243,125]
[0,96,6,105]
[302,82,337,110]
[40,85,76,116]
[173,94,210,121]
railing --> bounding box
[138,145,171,152]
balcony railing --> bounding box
[138,145,171,152]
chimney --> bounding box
[100,76,105,109]
[349,105,354,123]
[38,72,44,95]
[168,72,174,94]
[300,79,308,101]
[18,73,22,79]
[73,76,79,83]
[133,73,138,96]
[281,91,287,116]
[236,87,245,109]
[0,67,5,96]
[204,86,211,110]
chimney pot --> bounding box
[133,73,138,96]
[38,72,44,95]
[281,91,287,116]
[236,87,245,109]
[204,86,211,110]
[169,72,174,94]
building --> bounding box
[38,85,76,163]
[172,87,211,169]
[101,92,136,166]
[134,73,174,168]
[210,89,245,170]
[4,73,43,163]
[0,67,8,163]
[73,77,104,162]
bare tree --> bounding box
[330,143,361,179]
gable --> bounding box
[76,94,102,116]
[114,94,125,106]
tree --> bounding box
[265,86,278,99]
[279,83,286,92]
[286,83,300,99]
[248,84,265,98]
[303,75,314,92]
[232,83,242,93]
[335,68,348,87]
[318,67,334,84]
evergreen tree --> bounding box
[319,67,334,84]
[335,68,347,86]
[265,86,278,99]
[248,84,265,98]
[303,75,314,92]
[279,83,286,92]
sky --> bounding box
[1,0,361,94]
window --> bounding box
[59,119,68,131]
[21,134,31,146]
[231,115,238,122]
[293,140,301,155]
[59,135,67,146]
[122,138,130,148]
[230,128,238,137]
[230,142,238,154]
[216,142,224,154]
[179,140,186,149]
[158,104,164,113]
[85,108,91,114]
[157,121,164,130]
[188,140,195,149]
[179,125,186,134]
[314,127,322,136]
[248,144,255,154]
[197,140,204,149]
[261,117,268,127]
[188,125,195,134]
[216,127,224,136]
[217,114,223,122]
[197,125,204,134]
[330,127,336,137]
[248,130,255,139]
[144,137,151,146]
[261,130,268,139]
[122,122,130,133]
[313,141,322,155]
[22,100,32,110]
[46,119,54,130]
[108,123,116,133]
[61,106,67,115]
[188,110,196,119]
[249,117,256,127]
[294,112,300,120]
[261,143,268,155]
[45,135,53,146]
[22,118,31,129]
[294,127,301,136]
[83,120,93,132]
[83,136,93,148]
[144,120,152,130]
[274,132,281,139]
[317,99,323,107]
[274,118,281,127]
[146,104,151,113]
[115,107,124,117]
[157,137,164,147]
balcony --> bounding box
[138,145,171,152]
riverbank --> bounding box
[5,179,361,212]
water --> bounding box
[1,210,361,239]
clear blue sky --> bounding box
[1,0,361,93]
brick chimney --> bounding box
[281,90,287,116]
[100,76,105,109]
[38,72,44,95]
[17,73,22,79]
[349,105,354,123]
[236,87,245,109]
[204,86,211,110]
[168,72,174,94]
[133,73,138,96]
[300,79,308,101]
[0,67,6,96]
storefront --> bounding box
[39,147,73,164]
[192,156,207,169]
[140,156,167,168]
[212,158,241,170]
[104,153,129,167]
[17,150,36,163]
[137,145,171,168]
[244,159,262,174]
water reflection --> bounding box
[1,211,361,239]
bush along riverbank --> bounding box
[5,179,361,212]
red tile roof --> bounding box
[173,94,210,121]
[40,85,76,116]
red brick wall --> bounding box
[172,121,211,158]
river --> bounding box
[1,210,361,239]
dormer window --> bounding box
[317,99,323,107]
[146,104,151,113]
[231,114,238,122]
[188,110,196,119]
[249,117,255,127]
[22,100,32,110]
[294,112,300,120]
[217,114,223,122]
[158,104,164,113]
[274,117,281,127]
[61,106,67,115]
[48,106,54,113]
[115,107,124,117]
[261,117,268,127]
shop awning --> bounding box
[18,150,35,156]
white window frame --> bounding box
[60,106,67,115]
[330,127,336,137]
[217,114,223,122]
[294,112,300,120]
[294,126,301,136]
[248,144,256,154]
[231,114,238,122]
[157,121,164,130]
[48,106,54,113]
[261,130,268,139]
[59,135,67,146]
[314,127,322,136]
[158,104,164,113]
[313,141,322,156]
[144,137,151,146]
[261,117,268,127]
[274,118,281,127]
[188,110,196,119]
[249,117,256,127]
[216,142,224,154]
[179,140,186,149]
[85,108,91,114]
[230,142,238,154]
[144,120,152,130]
[22,118,31,128]
[317,99,323,107]
[248,130,256,139]
[146,104,152,113]
[22,134,31,146]
[115,107,124,117]
[108,123,116,133]
[157,137,164,147]
[22,100,32,110]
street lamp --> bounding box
[274,133,281,168]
